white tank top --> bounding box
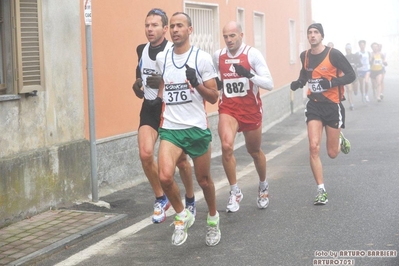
[140,41,173,100]
[357,51,370,71]
[158,46,217,130]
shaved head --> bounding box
[222,21,244,55]
[223,21,243,34]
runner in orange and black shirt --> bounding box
[290,23,355,205]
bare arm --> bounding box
[195,78,219,104]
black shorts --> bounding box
[139,99,162,131]
[370,69,384,79]
[305,100,345,129]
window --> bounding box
[237,8,245,43]
[0,0,44,98]
[0,0,13,95]
[185,3,219,56]
[253,12,266,58]
[289,19,296,64]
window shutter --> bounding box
[15,0,44,93]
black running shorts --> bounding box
[305,100,345,129]
[139,99,162,131]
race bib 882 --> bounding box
[223,77,249,98]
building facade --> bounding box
[0,0,311,227]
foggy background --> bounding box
[312,0,399,71]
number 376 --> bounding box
[168,91,188,102]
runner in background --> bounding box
[344,43,362,110]
[291,23,355,205]
[356,40,371,103]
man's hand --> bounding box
[319,77,332,90]
[146,74,162,89]
[233,64,254,79]
[215,77,223,91]
[132,78,144,99]
[290,80,304,91]
[185,64,199,88]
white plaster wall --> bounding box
[0,0,84,158]
[41,0,85,146]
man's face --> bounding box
[145,15,167,46]
[169,14,192,47]
[222,26,243,55]
[307,28,323,47]
[359,42,366,51]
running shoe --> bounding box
[257,185,269,209]
[365,95,370,102]
[206,214,221,247]
[152,197,171,224]
[340,132,351,154]
[226,189,243,213]
[171,209,195,246]
[185,196,196,217]
[314,188,328,205]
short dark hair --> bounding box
[358,40,366,45]
[171,12,192,26]
[147,8,168,27]
[371,42,379,48]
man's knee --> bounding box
[159,174,174,189]
[247,149,262,160]
[176,156,189,170]
[196,175,211,189]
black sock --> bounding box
[185,195,195,203]
[156,194,166,201]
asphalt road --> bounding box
[38,71,399,266]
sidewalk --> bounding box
[0,210,126,266]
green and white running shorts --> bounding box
[158,127,212,158]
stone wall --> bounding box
[0,140,90,227]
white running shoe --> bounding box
[206,213,221,247]
[226,189,243,213]
[257,185,269,209]
[152,198,170,224]
[171,210,195,246]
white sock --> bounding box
[317,184,325,191]
[207,211,219,221]
[176,209,187,220]
[259,180,268,190]
[230,184,238,192]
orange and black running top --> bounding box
[297,46,356,104]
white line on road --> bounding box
[55,130,307,266]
